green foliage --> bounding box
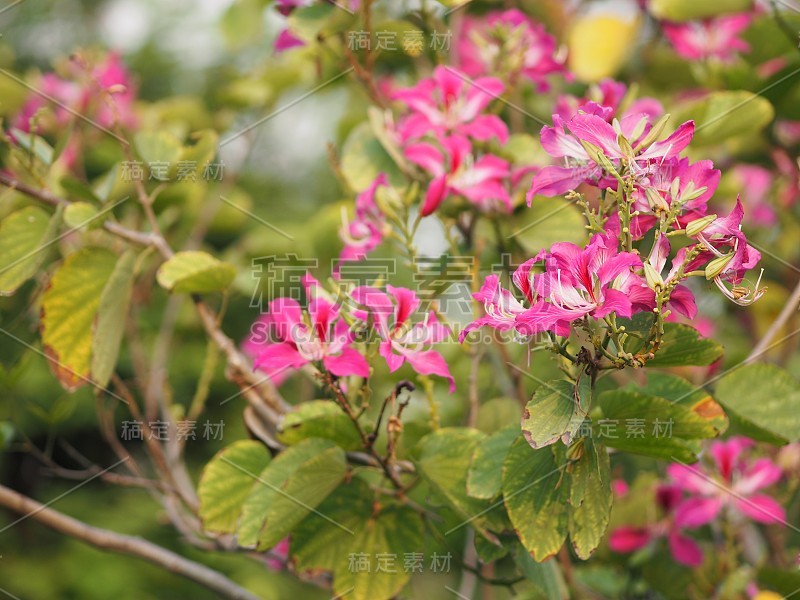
[91,250,136,387]
[521,377,590,449]
[0,205,63,295]
[198,440,272,534]
[502,438,569,561]
[467,425,520,499]
[568,438,612,559]
[237,438,347,550]
[40,247,118,390]
[277,400,365,450]
[156,251,237,294]
[716,363,800,443]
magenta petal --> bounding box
[421,175,449,216]
[608,526,652,553]
[527,165,588,201]
[674,497,723,529]
[323,347,370,379]
[402,348,456,392]
[738,458,783,494]
[667,532,704,567]
[734,493,786,525]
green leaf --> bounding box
[679,91,774,146]
[715,363,800,443]
[237,438,347,550]
[197,440,272,534]
[277,400,364,451]
[63,202,101,230]
[568,438,612,559]
[291,475,425,600]
[642,373,728,434]
[416,428,504,542]
[134,130,182,179]
[511,543,569,599]
[0,421,15,450]
[340,123,405,193]
[91,251,136,388]
[476,397,521,433]
[648,324,724,367]
[290,476,371,573]
[467,425,520,500]
[596,388,726,461]
[156,251,237,294]
[332,505,424,600]
[502,438,569,562]
[41,248,118,390]
[9,128,54,165]
[0,205,63,296]
[648,0,752,21]
[521,379,589,449]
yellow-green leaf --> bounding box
[237,438,347,551]
[198,440,272,534]
[91,251,136,388]
[41,248,118,390]
[0,205,63,296]
[156,251,237,294]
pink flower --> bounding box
[339,174,389,261]
[630,157,721,238]
[517,233,643,335]
[266,537,290,571]
[275,29,306,52]
[668,437,785,527]
[609,484,704,567]
[528,112,695,201]
[393,66,509,144]
[11,52,136,133]
[554,79,663,123]
[691,198,763,294]
[246,275,370,385]
[662,14,751,63]
[463,233,643,339]
[351,285,455,391]
[456,9,567,90]
[405,135,511,216]
[731,165,777,227]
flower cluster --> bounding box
[394,65,512,217]
[455,9,568,89]
[12,52,136,135]
[611,437,785,566]
[245,276,455,391]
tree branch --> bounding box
[0,484,260,600]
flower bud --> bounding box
[580,140,616,175]
[643,261,664,290]
[685,214,717,237]
[705,253,733,280]
[635,113,671,150]
[645,187,669,212]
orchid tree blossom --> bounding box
[662,14,752,63]
[339,173,390,261]
[528,112,695,200]
[393,66,509,144]
[554,78,664,123]
[405,135,511,216]
[456,9,567,89]
[246,275,370,385]
[668,437,785,527]
[687,198,765,305]
[351,285,455,391]
[609,484,704,567]
[463,233,644,339]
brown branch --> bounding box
[0,483,260,600]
